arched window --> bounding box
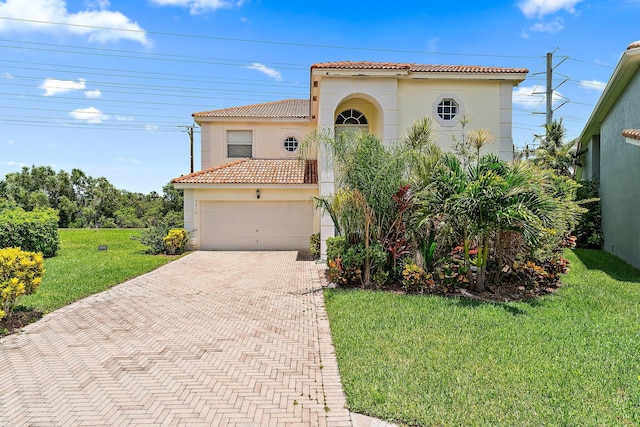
[335,109,368,136]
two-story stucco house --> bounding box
[172,61,528,255]
[577,41,640,268]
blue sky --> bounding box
[0,0,638,193]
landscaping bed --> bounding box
[0,309,43,337]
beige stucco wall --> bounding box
[314,74,515,255]
[397,79,513,159]
[180,186,319,250]
[200,120,316,169]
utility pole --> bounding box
[546,52,553,125]
[180,124,199,173]
[533,50,569,126]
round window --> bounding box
[284,136,299,152]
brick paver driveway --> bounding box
[0,251,353,426]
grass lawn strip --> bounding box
[325,249,640,426]
[17,228,178,314]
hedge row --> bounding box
[0,208,60,257]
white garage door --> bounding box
[200,201,313,250]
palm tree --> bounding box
[313,130,405,286]
[415,149,582,292]
[402,116,437,151]
[533,119,583,177]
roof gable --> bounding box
[172,159,318,185]
[579,41,640,144]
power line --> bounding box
[0,16,543,59]
[1,75,305,98]
[0,58,304,88]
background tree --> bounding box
[0,166,183,229]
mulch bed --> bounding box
[0,310,43,338]
[322,270,562,303]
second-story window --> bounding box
[283,136,299,152]
[227,130,252,158]
[335,109,368,136]
[437,98,459,121]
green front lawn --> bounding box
[325,249,640,426]
[18,228,178,313]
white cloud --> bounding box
[145,124,159,131]
[40,77,86,96]
[85,0,110,9]
[513,85,564,108]
[518,0,583,18]
[7,140,15,144]
[245,63,283,81]
[0,0,149,46]
[579,79,607,92]
[0,160,26,166]
[529,18,564,34]
[118,157,142,164]
[150,0,243,15]
[85,89,102,98]
[116,115,133,121]
[70,106,109,123]
[3,72,13,79]
[426,37,439,52]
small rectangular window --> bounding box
[227,130,252,158]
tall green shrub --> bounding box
[574,179,603,248]
[0,208,59,257]
[134,222,170,255]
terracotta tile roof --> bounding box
[622,129,640,140]
[311,61,528,74]
[193,99,310,118]
[628,41,640,50]
[172,159,318,185]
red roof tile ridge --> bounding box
[627,40,640,50]
[193,98,308,117]
[311,61,528,74]
[172,158,249,182]
[622,129,640,140]
[312,61,411,68]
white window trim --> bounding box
[432,94,464,127]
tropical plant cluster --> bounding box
[0,247,44,320]
[317,117,585,295]
[0,166,184,229]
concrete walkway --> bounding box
[0,252,355,426]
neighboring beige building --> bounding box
[172,61,528,255]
